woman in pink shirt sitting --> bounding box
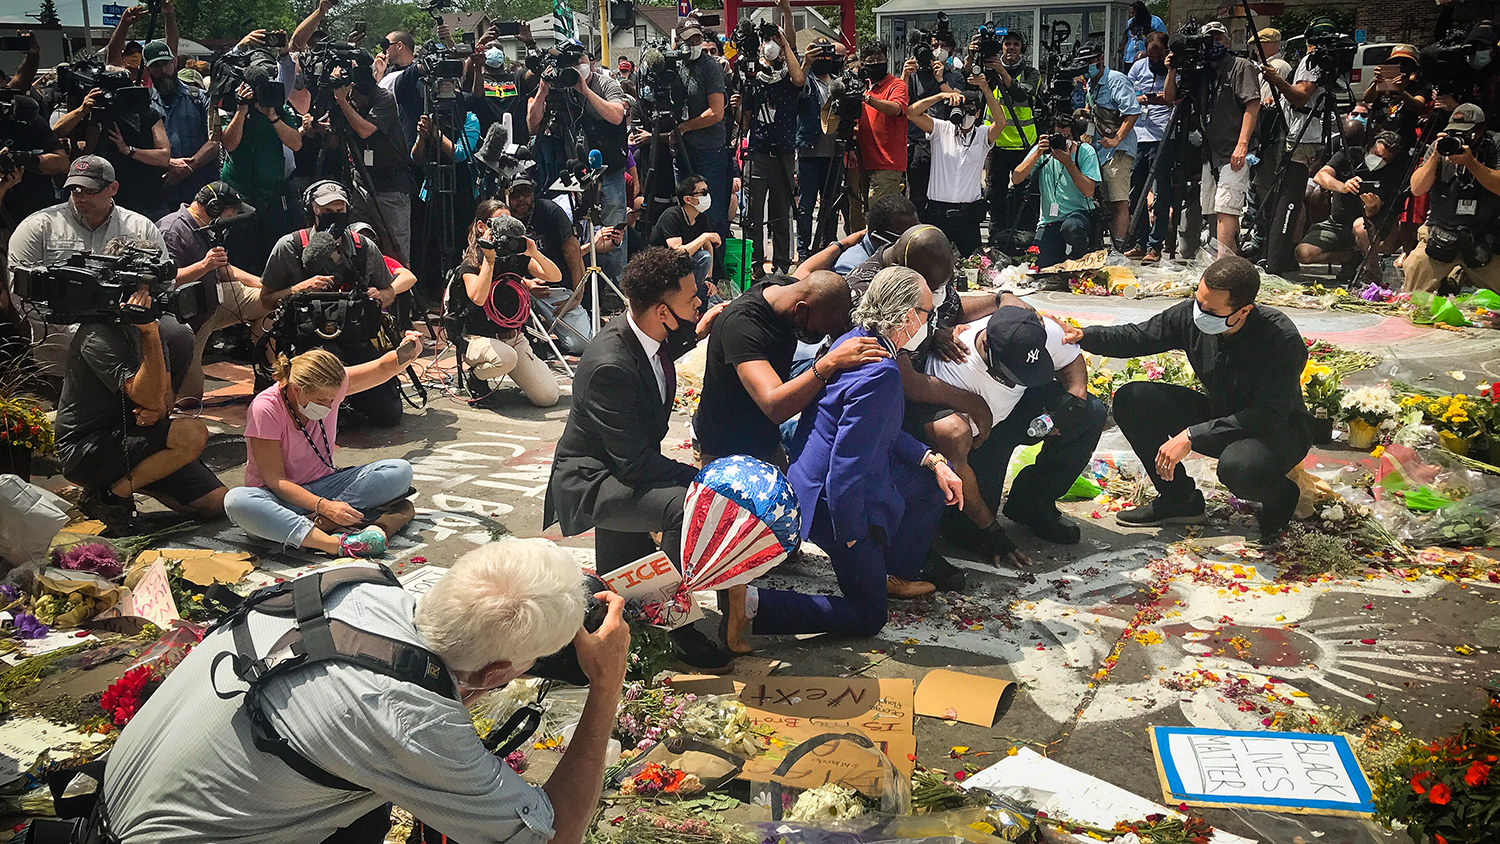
[224,337,422,557]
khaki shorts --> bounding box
[1201,159,1252,216]
[1099,153,1133,203]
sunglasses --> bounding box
[688,189,709,197]
[69,184,105,196]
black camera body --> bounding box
[1167,25,1215,76]
[13,248,201,326]
[477,217,528,255]
[1048,131,1069,150]
[526,573,610,686]
[1306,33,1357,81]
[1421,35,1474,97]
[947,86,985,125]
[528,42,586,89]
[416,43,471,100]
[300,44,376,116]
[638,42,690,122]
[57,60,153,123]
[1435,134,1469,157]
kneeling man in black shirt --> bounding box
[1068,256,1311,539]
[56,281,226,530]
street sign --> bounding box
[102,4,126,14]
[678,0,692,18]
[1354,29,1367,44]
[102,15,121,26]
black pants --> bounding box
[922,200,985,259]
[986,146,1033,247]
[907,141,932,217]
[965,383,1108,515]
[590,475,687,574]
[1127,140,1173,251]
[1112,381,1308,527]
[338,340,403,428]
[744,150,797,274]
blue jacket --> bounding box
[795,76,826,152]
[788,327,929,545]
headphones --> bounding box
[302,179,344,220]
[201,182,227,218]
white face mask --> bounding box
[960,113,979,132]
[301,400,333,421]
[693,193,712,212]
[577,62,591,79]
[933,48,949,64]
[1473,50,1492,70]
[1192,299,1235,335]
[930,284,948,308]
[761,41,780,62]
[900,313,929,351]
[1364,152,1387,171]
[689,44,705,60]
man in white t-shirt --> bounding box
[921,295,1106,566]
[906,72,1006,258]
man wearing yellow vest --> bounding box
[975,30,1041,250]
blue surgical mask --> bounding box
[1351,113,1368,125]
[485,47,506,68]
[1192,299,1235,335]
[1086,63,1102,80]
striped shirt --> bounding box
[103,570,555,844]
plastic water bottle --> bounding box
[1028,413,1055,439]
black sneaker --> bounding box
[669,625,735,673]
[922,553,968,592]
[78,488,136,534]
[1116,491,1208,527]
[1003,501,1082,545]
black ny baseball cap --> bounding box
[984,306,1054,388]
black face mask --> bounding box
[1148,59,1167,75]
[662,304,699,360]
[315,210,349,233]
[792,309,826,345]
[862,62,889,82]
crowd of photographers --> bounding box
[0,0,1496,533]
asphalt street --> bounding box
[37,281,1500,843]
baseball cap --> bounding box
[984,307,1054,389]
[678,20,705,41]
[309,181,350,208]
[144,40,173,67]
[1256,27,1281,43]
[1467,22,1498,47]
[64,155,115,190]
[1200,21,1229,37]
[1447,103,1486,134]
[1387,44,1419,63]
[177,67,205,88]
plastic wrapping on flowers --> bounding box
[1335,425,1500,548]
[469,679,587,750]
[762,804,1036,844]
[615,682,767,759]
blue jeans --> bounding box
[752,462,945,638]
[1036,210,1092,268]
[224,459,413,549]
[680,144,730,278]
[533,287,593,355]
[598,169,627,284]
[690,248,714,310]
[796,155,832,256]
[1128,140,1173,251]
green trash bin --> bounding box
[722,238,754,293]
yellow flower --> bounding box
[1299,361,1332,387]
[1372,445,1385,458]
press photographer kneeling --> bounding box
[1402,104,1500,294]
[18,238,223,530]
[259,181,413,427]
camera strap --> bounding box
[206,566,459,792]
[282,391,336,472]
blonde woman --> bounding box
[224,338,422,557]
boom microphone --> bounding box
[641,46,665,74]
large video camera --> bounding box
[13,248,202,326]
[527,41,587,89]
[1421,33,1473,97]
[415,41,474,100]
[1305,32,1356,82]
[0,91,47,177]
[300,44,376,117]
[826,70,865,150]
[208,47,285,112]
[909,12,953,67]
[637,41,690,123]
[1167,22,1217,76]
[56,59,153,124]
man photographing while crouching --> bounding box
[95,540,631,844]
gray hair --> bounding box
[414,539,586,672]
[852,266,924,338]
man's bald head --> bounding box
[887,225,956,291]
[787,271,853,341]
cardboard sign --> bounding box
[598,552,703,628]
[124,560,180,629]
[737,677,915,797]
[135,549,256,588]
[1150,727,1374,816]
[399,566,448,596]
[914,669,1016,727]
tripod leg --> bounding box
[529,310,575,378]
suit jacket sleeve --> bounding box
[1079,299,1189,358]
[583,361,698,488]
[825,367,897,544]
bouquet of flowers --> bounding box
[615,682,767,758]
[1374,700,1500,844]
[1342,384,1402,428]
[1301,359,1343,420]
[618,763,703,797]
[1415,394,1488,442]
[0,395,53,455]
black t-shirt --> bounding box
[1427,132,1500,231]
[0,107,65,220]
[694,281,795,459]
[357,85,416,194]
[747,77,806,157]
[521,197,577,288]
[1325,148,1407,225]
[650,205,712,249]
[100,109,167,214]
[55,322,178,466]
[468,72,537,145]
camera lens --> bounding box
[1436,135,1462,156]
[1049,132,1067,149]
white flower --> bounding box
[1321,504,1345,523]
[785,784,868,822]
[1340,385,1400,420]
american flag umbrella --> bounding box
[681,454,801,585]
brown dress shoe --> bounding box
[1122,246,1147,259]
[887,576,936,598]
[1142,248,1161,264]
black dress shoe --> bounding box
[1116,491,1207,527]
[1003,502,1082,545]
[670,625,735,673]
[78,488,136,534]
[921,554,968,592]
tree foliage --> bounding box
[36,0,62,27]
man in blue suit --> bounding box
[723,267,963,649]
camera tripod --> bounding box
[418,74,477,308]
[811,78,864,253]
[1126,67,1221,258]
[735,74,800,281]
[1259,74,1344,273]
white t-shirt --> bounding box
[926,314,1081,425]
[1280,56,1325,145]
[926,118,992,204]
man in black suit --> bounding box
[545,246,730,669]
